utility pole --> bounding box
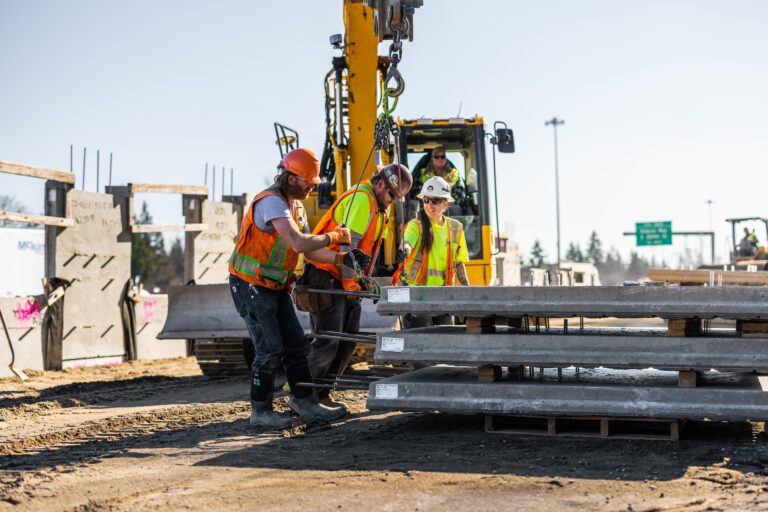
[545,117,565,265]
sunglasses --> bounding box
[433,154,446,160]
[386,189,401,202]
[423,197,447,205]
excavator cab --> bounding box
[396,116,497,284]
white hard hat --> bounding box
[417,176,454,203]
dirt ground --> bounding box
[1,357,767,511]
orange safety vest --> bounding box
[228,186,308,291]
[393,217,462,286]
[307,181,387,288]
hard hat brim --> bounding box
[416,193,454,203]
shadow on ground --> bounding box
[2,406,767,484]
[197,410,768,482]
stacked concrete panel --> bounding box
[368,366,768,422]
[368,285,768,424]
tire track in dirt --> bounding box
[0,401,250,461]
[0,375,241,422]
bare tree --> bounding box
[0,195,32,228]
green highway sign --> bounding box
[635,221,672,246]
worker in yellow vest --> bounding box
[305,164,413,409]
[228,147,369,428]
[394,175,470,329]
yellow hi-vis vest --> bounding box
[403,217,463,286]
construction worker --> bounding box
[394,175,470,329]
[305,163,413,409]
[740,227,759,256]
[415,147,459,189]
[228,147,369,428]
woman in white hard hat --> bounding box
[393,175,470,329]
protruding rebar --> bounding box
[212,165,216,200]
[96,149,100,192]
[82,147,87,190]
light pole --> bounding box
[545,117,564,265]
[705,199,715,263]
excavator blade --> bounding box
[159,282,396,341]
[158,283,249,340]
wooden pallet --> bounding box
[485,414,683,441]
[647,268,768,286]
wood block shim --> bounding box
[478,365,502,383]
[678,370,701,388]
[466,317,495,334]
[667,319,702,337]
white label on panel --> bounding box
[388,287,410,303]
[376,383,398,399]
[380,337,405,352]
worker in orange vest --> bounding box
[305,164,413,409]
[228,147,370,428]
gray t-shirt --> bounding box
[252,194,291,233]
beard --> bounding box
[286,179,311,200]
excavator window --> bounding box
[405,148,482,260]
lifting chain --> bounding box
[382,28,406,107]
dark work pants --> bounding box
[305,266,361,400]
[401,313,455,330]
[229,274,312,401]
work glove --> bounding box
[343,248,371,269]
[326,225,352,246]
[395,246,411,264]
[342,280,363,300]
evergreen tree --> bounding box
[529,239,546,267]
[131,202,166,289]
[565,242,584,262]
[586,230,604,264]
[155,237,185,290]
[627,251,649,279]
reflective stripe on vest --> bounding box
[228,186,303,289]
[404,217,462,286]
[307,181,386,282]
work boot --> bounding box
[249,400,294,429]
[287,393,347,423]
[319,395,348,411]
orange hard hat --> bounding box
[280,148,321,184]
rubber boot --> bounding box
[287,392,347,423]
[249,399,294,429]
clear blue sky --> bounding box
[2,0,767,265]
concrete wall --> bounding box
[184,198,241,285]
[48,190,130,368]
[134,294,187,360]
[0,296,44,378]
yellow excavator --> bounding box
[279,0,516,286]
[160,0,515,375]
